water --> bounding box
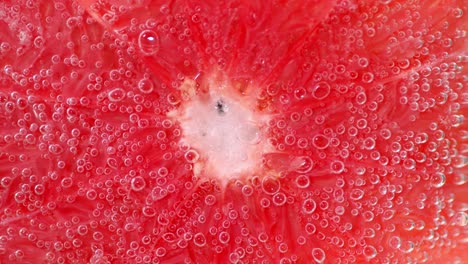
[0,0,466,263]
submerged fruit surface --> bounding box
[0,0,467,263]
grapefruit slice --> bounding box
[0,0,467,263]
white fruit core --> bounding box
[168,76,271,185]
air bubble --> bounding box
[131,176,146,191]
[442,38,453,48]
[1,42,11,52]
[388,236,401,249]
[229,253,240,263]
[218,232,230,244]
[414,133,428,144]
[237,123,260,143]
[167,93,180,105]
[287,84,304,99]
[452,7,463,18]
[14,192,26,203]
[142,207,156,217]
[137,78,154,94]
[358,57,369,67]
[363,211,375,222]
[302,198,316,214]
[363,245,377,259]
[155,247,166,257]
[391,142,401,152]
[108,88,126,102]
[330,160,345,174]
[400,241,415,253]
[380,128,392,140]
[48,144,64,155]
[430,172,446,188]
[284,134,296,145]
[362,72,374,83]
[350,189,364,200]
[184,149,200,163]
[109,69,120,81]
[241,185,253,196]
[291,156,314,173]
[260,198,271,208]
[61,177,73,188]
[205,195,216,205]
[295,175,310,188]
[363,137,375,150]
[261,176,281,195]
[34,184,45,195]
[14,250,24,259]
[33,36,44,49]
[312,82,330,100]
[335,206,345,215]
[311,248,325,263]
[356,92,367,105]
[305,223,316,235]
[454,173,467,185]
[1,177,12,188]
[356,119,367,129]
[272,192,287,206]
[450,115,464,127]
[452,212,468,226]
[312,134,329,149]
[403,158,416,170]
[193,233,206,247]
[86,189,97,201]
[77,225,88,236]
[138,30,159,55]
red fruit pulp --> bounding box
[0,0,467,263]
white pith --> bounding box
[168,75,272,185]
